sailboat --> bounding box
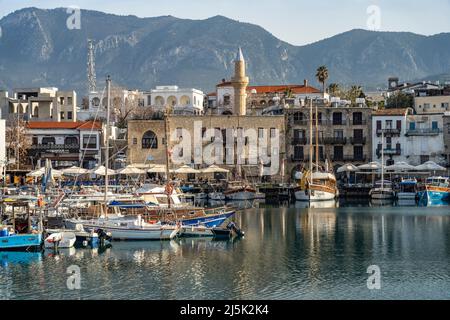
[295,100,337,202]
[369,131,394,200]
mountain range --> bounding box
[1,7,450,95]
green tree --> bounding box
[386,91,414,109]
[328,83,341,97]
[316,66,329,98]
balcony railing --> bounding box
[323,137,347,145]
[352,120,367,126]
[333,155,367,162]
[292,119,308,126]
[30,143,80,152]
[350,137,366,145]
[377,148,401,157]
[376,128,401,136]
[405,128,442,136]
[290,154,304,162]
[332,119,347,126]
[291,137,308,145]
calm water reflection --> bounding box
[1,203,450,300]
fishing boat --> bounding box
[370,180,395,200]
[295,100,337,202]
[208,192,225,201]
[417,176,450,203]
[44,231,76,249]
[0,200,43,252]
[396,178,418,200]
[224,181,256,200]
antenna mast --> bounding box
[87,39,97,92]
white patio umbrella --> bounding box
[26,167,63,178]
[147,164,168,173]
[26,167,46,177]
[358,162,382,170]
[117,165,146,175]
[385,162,415,171]
[415,161,446,172]
[90,165,117,176]
[337,163,360,173]
[62,166,89,176]
[174,165,200,174]
[337,163,360,185]
[200,165,230,174]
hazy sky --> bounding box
[1,0,450,45]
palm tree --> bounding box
[328,83,340,97]
[316,66,329,98]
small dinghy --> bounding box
[45,232,76,249]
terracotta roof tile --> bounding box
[216,82,321,94]
[26,121,102,130]
[373,108,411,116]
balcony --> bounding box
[377,148,401,157]
[333,155,367,162]
[405,128,442,136]
[376,128,401,136]
[29,144,80,153]
[323,137,347,145]
[292,119,308,126]
[332,119,347,126]
[350,137,366,145]
[352,120,367,126]
[290,154,304,162]
[291,137,308,145]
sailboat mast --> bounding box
[164,113,171,209]
[104,75,111,209]
[315,102,319,172]
[309,99,313,184]
[381,130,384,190]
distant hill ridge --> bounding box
[1,7,450,94]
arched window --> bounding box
[65,137,78,145]
[92,97,100,107]
[142,131,158,149]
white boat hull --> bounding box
[295,190,336,202]
[225,191,256,201]
[370,191,395,200]
[208,192,225,201]
[65,220,177,241]
[44,232,76,249]
[179,226,213,237]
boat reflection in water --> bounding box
[0,251,43,267]
[396,199,417,207]
[295,199,338,209]
[417,197,450,207]
[370,199,394,207]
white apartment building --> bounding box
[0,88,77,122]
[372,108,445,166]
[149,85,204,115]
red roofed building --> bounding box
[26,120,104,169]
[209,77,327,115]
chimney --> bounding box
[304,79,308,87]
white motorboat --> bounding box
[44,231,76,249]
[65,215,179,241]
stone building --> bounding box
[127,114,286,179]
[287,103,373,176]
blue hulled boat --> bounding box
[0,232,43,252]
[177,211,235,228]
[417,177,450,204]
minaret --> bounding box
[231,47,249,115]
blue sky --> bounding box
[1,0,450,45]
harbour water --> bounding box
[1,201,450,300]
